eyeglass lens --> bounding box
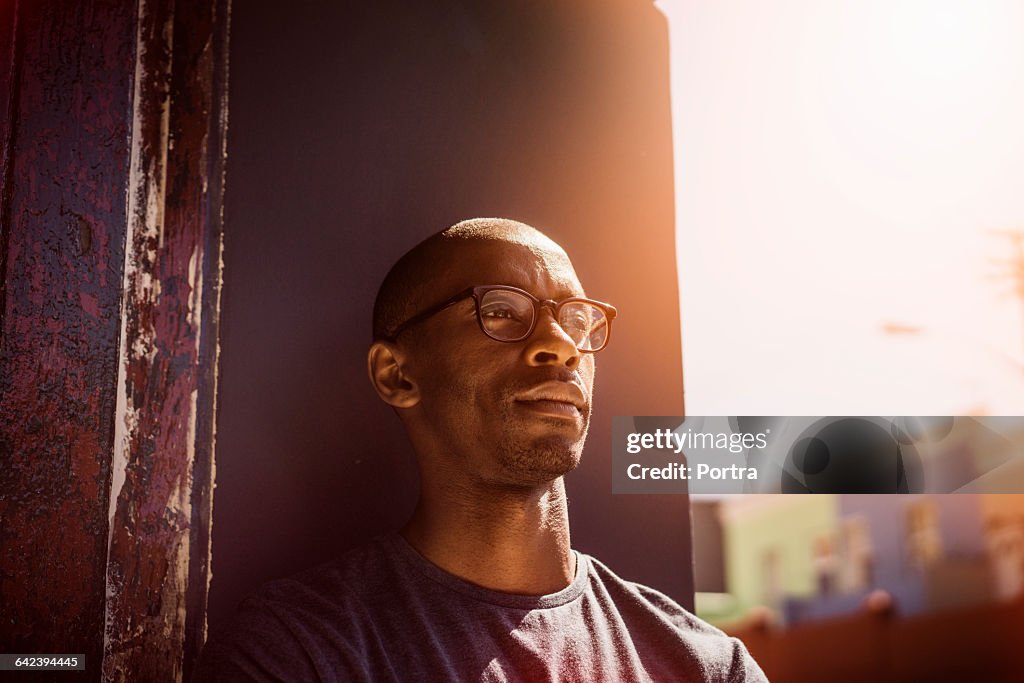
[478,289,610,350]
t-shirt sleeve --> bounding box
[629,582,770,682]
[724,635,769,682]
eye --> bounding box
[478,289,535,338]
[564,311,590,330]
[481,302,526,322]
[560,306,595,334]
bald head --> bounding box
[372,218,576,341]
[368,218,596,490]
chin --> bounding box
[498,436,584,485]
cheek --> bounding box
[413,346,493,408]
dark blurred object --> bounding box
[783,418,923,494]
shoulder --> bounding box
[259,536,398,609]
[583,554,716,632]
[582,554,769,682]
[194,537,401,682]
[238,535,399,638]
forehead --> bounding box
[429,237,584,300]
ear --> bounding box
[367,341,420,409]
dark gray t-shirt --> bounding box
[196,535,766,682]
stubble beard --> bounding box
[432,370,593,489]
[493,391,591,487]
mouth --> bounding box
[514,381,588,421]
[514,398,582,420]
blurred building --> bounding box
[694,495,839,624]
[695,493,1024,627]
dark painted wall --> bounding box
[211,0,689,633]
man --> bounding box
[197,218,766,682]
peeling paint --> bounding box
[101,0,229,679]
[0,0,228,677]
[0,0,136,674]
[105,0,166,642]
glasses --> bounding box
[385,285,618,352]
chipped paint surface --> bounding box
[0,0,136,676]
[102,0,229,680]
[0,0,228,680]
[104,0,175,675]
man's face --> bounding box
[402,238,595,488]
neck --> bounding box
[401,475,575,595]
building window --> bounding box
[906,499,942,570]
[760,548,783,609]
[812,535,839,595]
[842,517,874,590]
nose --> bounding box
[524,306,580,369]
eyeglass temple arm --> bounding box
[383,287,476,340]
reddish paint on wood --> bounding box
[0,0,136,676]
[1,0,18,238]
[102,0,229,679]
[1,0,228,679]
[181,0,230,677]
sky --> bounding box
[659,0,1024,416]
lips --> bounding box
[514,381,588,418]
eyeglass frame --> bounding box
[381,284,618,352]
